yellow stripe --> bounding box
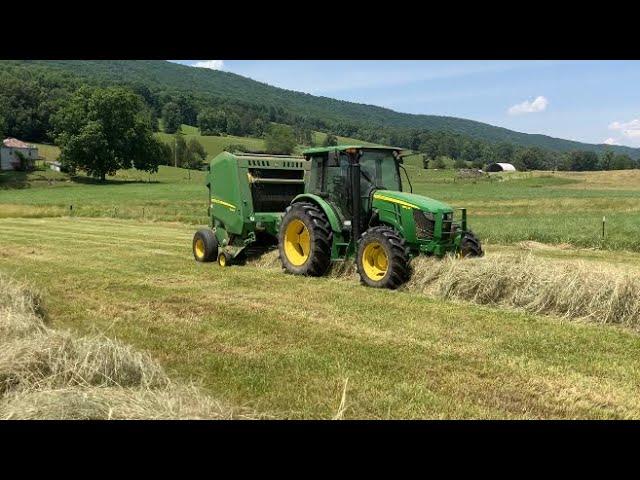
[210,198,236,211]
[373,193,418,210]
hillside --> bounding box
[4,59,639,159]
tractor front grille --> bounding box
[414,211,455,240]
[413,210,435,239]
[441,212,453,240]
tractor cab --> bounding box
[303,145,405,241]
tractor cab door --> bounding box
[312,151,352,223]
[358,149,403,218]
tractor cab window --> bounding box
[359,150,402,192]
[324,152,352,218]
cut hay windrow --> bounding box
[248,251,640,329]
[0,273,246,419]
[407,253,640,329]
[0,386,240,420]
[0,332,169,395]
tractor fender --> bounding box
[291,194,342,234]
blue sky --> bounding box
[170,60,640,148]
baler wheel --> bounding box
[218,252,229,267]
[193,229,218,262]
[357,226,410,289]
[278,202,332,277]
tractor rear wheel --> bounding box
[357,226,410,289]
[193,229,218,262]
[460,230,484,257]
[278,202,332,276]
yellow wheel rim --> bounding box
[362,241,389,280]
[218,253,227,267]
[284,219,311,266]
[194,238,205,259]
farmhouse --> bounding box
[1,138,38,171]
[486,162,517,172]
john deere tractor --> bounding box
[192,146,482,288]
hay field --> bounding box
[1,217,640,419]
[0,272,247,419]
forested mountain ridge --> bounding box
[1,59,639,160]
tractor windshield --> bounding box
[359,149,402,193]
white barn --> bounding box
[1,138,38,170]
[486,162,517,172]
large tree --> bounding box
[566,150,600,171]
[53,87,164,181]
[264,124,296,154]
[323,133,338,147]
[161,102,182,134]
[197,108,226,136]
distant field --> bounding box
[2,163,640,251]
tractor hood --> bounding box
[373,190,453,214]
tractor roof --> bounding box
[302,145,403,155]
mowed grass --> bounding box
[1,217,639,419]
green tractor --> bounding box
[192,145,482,288]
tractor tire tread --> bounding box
[278,202,333,277]
[357,226,410,289]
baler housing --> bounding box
[206,151,310,258]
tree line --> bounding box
[0,62,638,177]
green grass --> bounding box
[32,143,61,162]
[156,129,266,161]
[1,217,639,419]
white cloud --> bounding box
[508,95,549,115]
[603,137,619,145]
[608,118,640,140]
[192,60,225,70]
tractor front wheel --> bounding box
[278,202,332,276]
[460,230,484,257]
[357,226,410,289]
[193,229,218,262]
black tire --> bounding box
[356,226,410,289]
[278,202,332,276]
[193,229,218,262]
[460,230,484,257]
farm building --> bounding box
[1,138,38,171]
[486,162,517,172]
